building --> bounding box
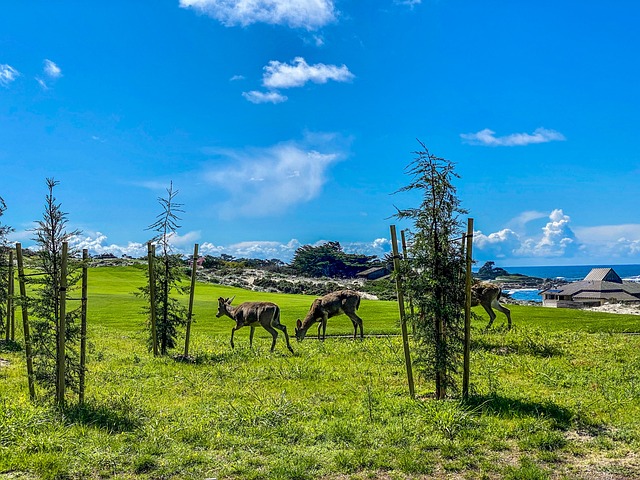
[540,268,640,308]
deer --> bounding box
[216,296,294,354]
[471,282,512,330]
[295,290,364,341]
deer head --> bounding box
[216,296,235,318]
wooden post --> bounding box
[79,249,88,404]
[400,230,416,336]
[390,225,415,399]
[462,218,474,400]
[57,242,68,406]
[5,249,12,341]
[184,243,199,357]
[147,242,158,356]
[16,243,35,401]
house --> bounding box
[356,266,390,281]
[540,267,640,308]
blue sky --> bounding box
[1,0,639,267]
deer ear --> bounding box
[229,295,236,304]
[296,319,302,328]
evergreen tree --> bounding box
[291,241,378,278]
[395,142,467,399]
[139,183,188,355]
[30,179,82,398]
[0,197,13,337]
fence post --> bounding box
[147,242,158,356]
[57,242,68,406]
[16,243,35,401]
[79,249,88,404]
[184,243,199,357]
[390,225,415,399]
[462,218,474,400]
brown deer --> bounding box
[471,282,512,330]
[295,290,363,341]
[216,296,294,353]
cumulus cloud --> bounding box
[200,239,302,260]
[574,224,640,259]
[0,64,20,87]
[460,128,566,147]
[262,57,354,89]
[179,0,337,30]
[69,232,147,258]
[203,138,344,218]
[474,209,580,260]
[242,90,288,104]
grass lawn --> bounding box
[1,266,639,479]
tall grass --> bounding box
[0,266,639,479]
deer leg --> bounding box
[231,325,241,349]
[482,303,497,330]
[263,325,279,352]
[492,300,512,330]
[274,323,294,354]
[347,313,364,340]
[249,326,255,349]
[317,321,322,340]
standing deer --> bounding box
[471,282,512,330]
[295,290,363,341]
[216,296,294,353]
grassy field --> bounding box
[1,266,640,479]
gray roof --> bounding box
[543,275,640,302]
[583,268,623,283]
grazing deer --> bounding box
[471,282,512,330]
[216,296,294,353]
[295,290,363,341]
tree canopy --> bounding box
[291,241,379,278]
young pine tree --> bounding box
[395,142,467,399]
[140,183,188,355]
[30,178,82,399]
[0,196,13,338]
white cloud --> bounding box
[43,59,62,79]
[201,239,302,260]
[179,0,337,30]
[69,232,147,258]
[242,90,288,104]
[262,57,354,89]
[474,209,581,260]
[460,128,566,147]
[395,0,421,6]
[230,74,245,81]
[203,139,343,218]
[0,64,20,87]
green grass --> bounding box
[1,266,640,479]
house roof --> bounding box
[541,267,640,302]
[583,268,622,283]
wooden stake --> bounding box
[462,218,474,400]
[57,242,68,406]
[16,243,35,401]
[147,242,158,356]
[79,249,88,404]
[184,243,199,357]
[390,225,415,399]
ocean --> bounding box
[482,264,640,303]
